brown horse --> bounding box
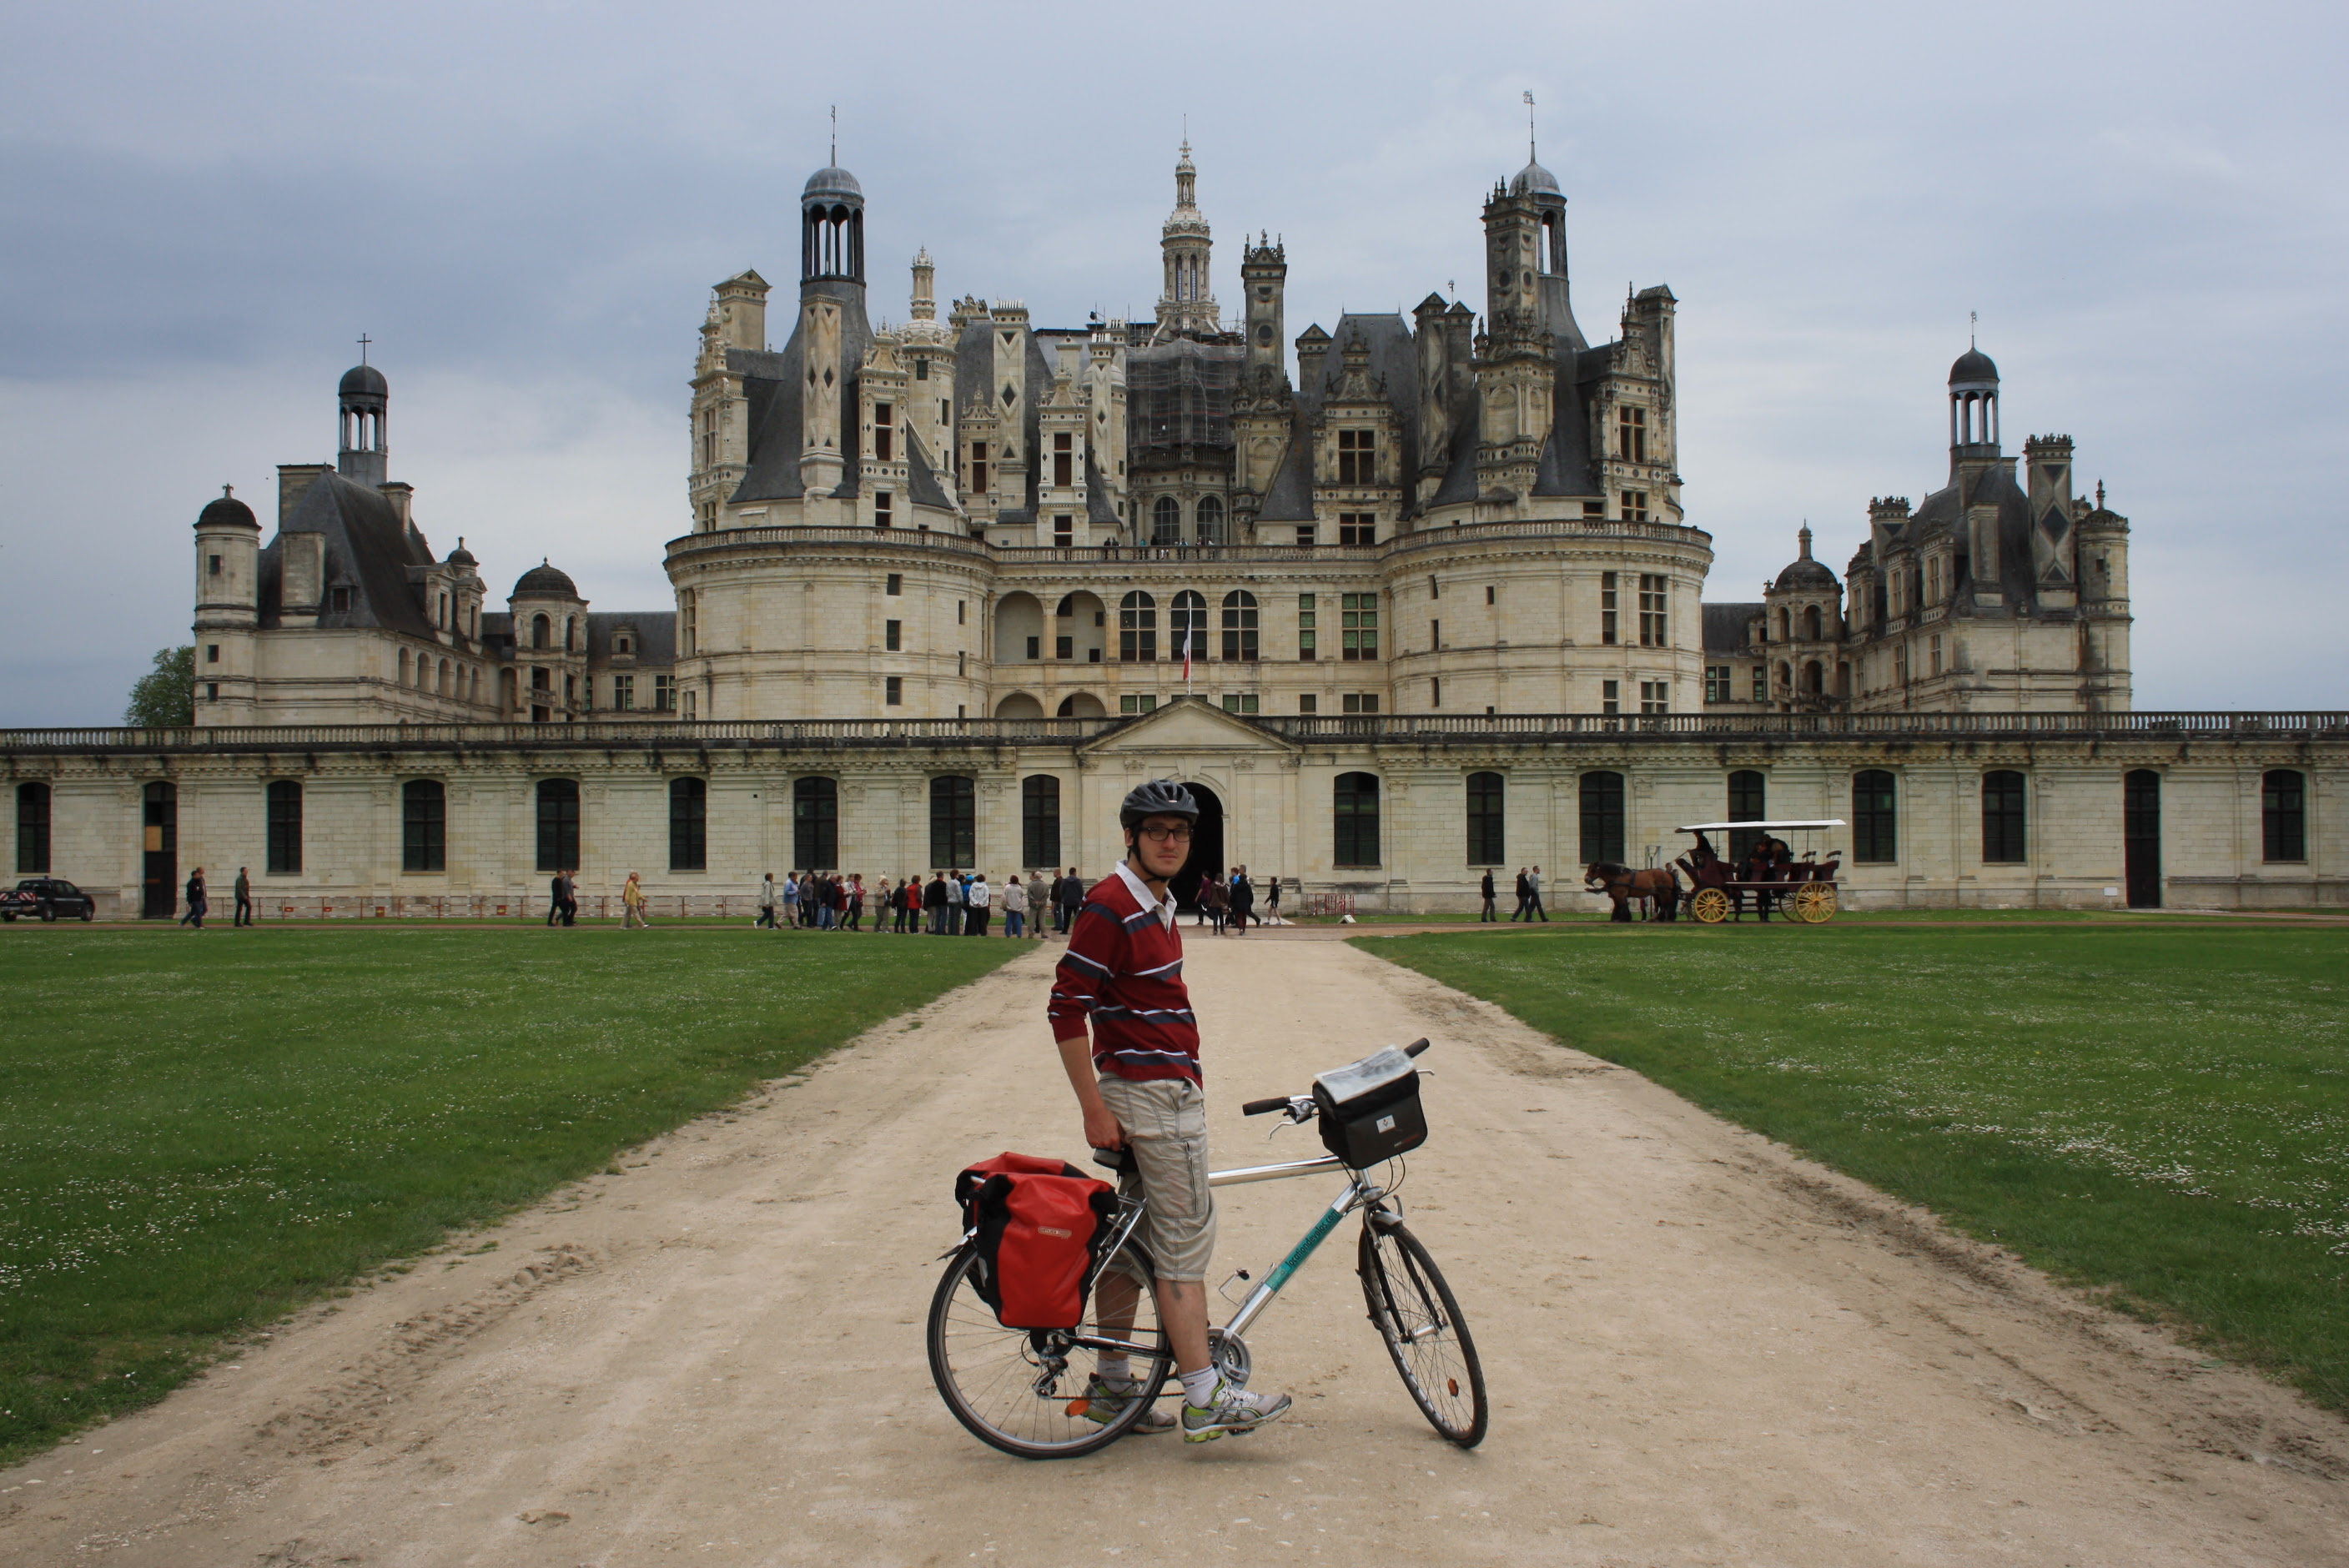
[1585,862,1681,922]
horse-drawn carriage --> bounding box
[1673,819,1845,924]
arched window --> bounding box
[438,659,451,695]
[1981,771,2027,863]
[930,776,976,868]
[536,778,581,872]
[398,647,410,685]
[1196,495,1225,545]
[1119,591,1158,662]
[266,779,303,876]
[1775,661,1791,691]
[2262,770,2306,862]
[666,777,707,872]
[1152,495,1181,545]
[532,615,551,651]
[565,616,577,651]
[498,667,518,712]
[1170,591,1208,663]
[793,776,837,869]
[1774,607,1789,641]
[16,781,50,874]
[1466,771,1505,865]
[1803,605,1822,641]
[1578,771,1624,864]
[1853,770,1896,863]
[1334,772,1381,867]
[1803,660,1824,694]
[1220,590,1259,662]
[403,779,446,872]
[1022,775,1061,870]
[1728,769,1766,864]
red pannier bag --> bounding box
[953,1153,1119,1330]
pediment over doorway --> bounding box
[1078,695,1297,757]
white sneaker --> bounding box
[1180,1380,1291,1442]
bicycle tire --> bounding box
[926,1240,1174,1460]
[1358,1216,1488,1447]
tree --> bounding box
[125,646,195,727]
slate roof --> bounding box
[585,611,677,664]
[729,278,873,503]
[1703,602,1762,654]
[256,470,437,636]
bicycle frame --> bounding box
[1064,1151,1380,1360]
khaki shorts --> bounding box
[1096,1074,1216,1283]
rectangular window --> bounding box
[683,689,696,720]
[1431,676,1441,708]
[1337,428,1377,485]
[1297,593,1317,660]
[1617,405,1647,463]
[1220,694,1260,714]
[885,676,903,706]
[655,674,676,711]
[915,358,928,380]
[15,782,50,874]
[1705,665,1730,703]
[874,405,893,462]
[2263,770,2307,862]
[613,673,635,711]
[929,776,976,868]
[1119,694,1159,714]
[206,644,219,664]
[1025,636,1039,660]
[1894,643,1909,685]
[1055,514,1073,547]
[1295,524,1316,547]
[209,554,222,576]
[402,780,445,873]
[266,780,302,876]
[1340,593,1379,660]
[1853,770,1897,863]
[1466,771,1505,865]
[206,681,219,701]
[1601,571,1617,644]
[1430,618,1441,651]
[873,490,892,527]
[1341,693,1380,714]
[885,620,902,651]
[970,442,988,493]
[958,601,966,625]
[1579,771,1626,864]
[1054,432,1073,488]
[1055,635,1073,660]
[1638,574,1668,646]
[1022,775,1061,869]
[329,586,352,614]
[1338,512,1376,546]
[958,651,967,677]
[886,573,903,596]
[1601,679,1619,716]
[1982,771,2028,863]
[1929,634,1943,676]
[1299,694,1318,714]
[1639,680,1668,715]
[669,777,707,872]
[1485,585,1495,606]
[1429,576,1441,600]
[1752,665,1767,701]
[1621,491,1651,523]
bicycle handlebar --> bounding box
[1240,1038,1431,1116]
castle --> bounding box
[187,142,2130,731]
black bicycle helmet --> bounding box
[1119,779,1200,830]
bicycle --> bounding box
[926,1038,1487,1458]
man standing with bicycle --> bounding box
[1047,780,1291,1443]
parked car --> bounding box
[0,877,98,922]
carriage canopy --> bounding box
[1674,819,1845,833]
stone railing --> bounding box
[3,711,2342,755]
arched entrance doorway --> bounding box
[1170,781,1224,912]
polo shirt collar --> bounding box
[1114,858,1178,928]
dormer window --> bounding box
[329,586,353,615]
[1337,429,1376,485]
[616,635,632,655]
[874,405,893,463]
[1617,405,1647,463]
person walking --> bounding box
[1479,868,1497,922]
[1199,872,1226,934]
[847,875,865,932]
[1510,868,1531,922]
[1048,780,1290,1442]
[1002,872,1027,938]
[546,868,566,927]
[234,866,254,927]
[1526,865,1548,922]
[179,867,208,929]
[966,872,993,936]
[757,872,779,929]
[1229,866,1254,936]
[1263,873,1283,927]
[621,871,649,928]
[871,877,889,932]
[925,871,950,934]
[1061,867,1085,937]
[781,872,800,928]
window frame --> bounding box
[929,775,977,868]
[1220,590,1259,662]
[1119,591,1159,662]
[1021,775,1061,869]
[794,776,839,869]
[1981,770,2028,864]
[1333,771,1381,867]
[1466,771,1505,866]
[2262,769,2307,862]
[1852,770,1897,863]
[15,781,50,875]
[534,777,581,873]
[668,776,708,872]
[402,778,446,872]
[266,778,303,876]
[1578,771,1625,865]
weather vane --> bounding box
[830,104,837,163]
[1524,90,1537,159]
[1969,309,1978,347]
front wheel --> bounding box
[1359,1215,1488,1447]
[927,1239,1173,1460]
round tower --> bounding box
[192,485,262,721]
[1154,141,1217,339]
[338,360,388,485]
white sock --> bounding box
[1179,1367,1220,1407]
[1095,1354,1130,1389]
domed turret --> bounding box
[339,362,389,399]
[802,164,863,203]
[445,536,477,570]
[1773,530,1839,592]
[1949,344,2000,450]
[196,484,258,531]
[337,352,389,485]
[1948,346,1999,388]
[802,159,865,285]
[511,559,580,599]
[1509,158,1560,196]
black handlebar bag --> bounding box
[1311,1047,1428,1168]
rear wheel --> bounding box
[928,1240,1173,1460]
[1359,1214,1487,1447]
[1793,883,1836,923]
[1689,887,1729,924]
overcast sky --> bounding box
[2,0,2342,723]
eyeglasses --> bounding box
[1137,825,1195,843]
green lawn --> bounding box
[1360,925,2349,1412]
[0,926,1024,1465]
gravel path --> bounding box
[3,938,2342,1565]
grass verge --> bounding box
[0,925,1024,1465]
[1357,924,2349,1413]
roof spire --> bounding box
[830,104,837,164]
[1969,309,1977,348]
[1798,523,1813,560]
[1524,89,1537,161]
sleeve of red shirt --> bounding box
[1047,897,1127,1043]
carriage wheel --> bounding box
[1689,888,1730,924]
[1793,884,1836,924]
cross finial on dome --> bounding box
[357,332,371,365]
[222,483,234,498]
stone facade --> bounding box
[7,706,2341,918]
